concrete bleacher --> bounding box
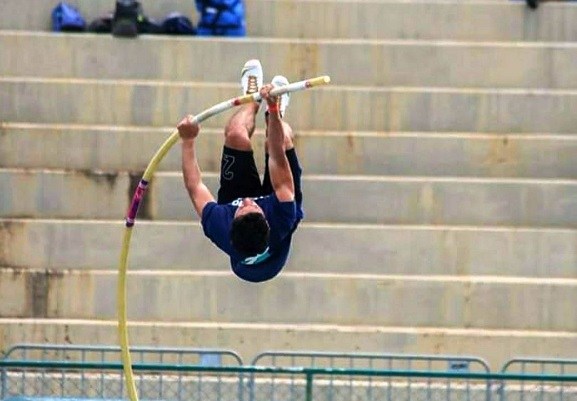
[4,0,577,42]
[0,0,576,371]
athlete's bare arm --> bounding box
[178,115,216,217]
[260,84,295,202]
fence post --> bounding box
[305,371,313,401]
[1,367,6,400]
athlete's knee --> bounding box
[224,127,252,151]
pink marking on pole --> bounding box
[126,179,149,227]
[305,81,312,88]
[233,98,242,106]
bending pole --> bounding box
[117,75,331,401]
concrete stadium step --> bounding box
[3,32,577,89]
[248,1,577,42]
[2,0,577,42]
[1,268,575,331]
[3,124,577,179]
[3,168,577,227]
[1,219,575,278]
[3,78,577,133]
[1,319,576,370]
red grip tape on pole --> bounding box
[126,179,149,227]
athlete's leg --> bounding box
[218,60,264,204]
[224,59,263,151]
[224,103,260,150]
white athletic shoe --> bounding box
[240,59,263,95]
[268,75,290,118]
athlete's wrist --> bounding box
[267,103,280,113]
[181,137,197,146]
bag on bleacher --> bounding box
[52,2,86,32]
[89,5,163,35]
[111,0,139,37]
[109,0,164,37]
[161,12,197,35]
[195,0,246,37]
[87,12,114,33]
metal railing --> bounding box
[501,358,577,376]
[2,344,244,366]
[250,350,492,401]
[498,358,577,401]
[0,360,576,401]
[252,350,491,371]
[1,346,244,401]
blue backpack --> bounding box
[52,2,86,32]
[195,0,246,37]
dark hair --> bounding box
[230,212,270,256]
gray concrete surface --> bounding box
[1,268,575,331]
[1,319,576,370]
[2,78,577,133]
[3,32,577,89]
[3,169,577,227]
[3,124,577,179]
[155,172,577,227]
[1,219,575,278]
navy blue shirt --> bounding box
[201,193,303,283]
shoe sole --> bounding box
[241,62,263,95]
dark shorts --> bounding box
[217,146,303,207]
